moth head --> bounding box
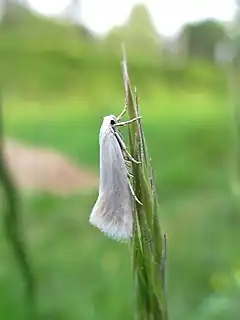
[102,115,117,124]
[100,115,118,137]
[102,115,117,129]
[108,115,117,126]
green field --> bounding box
[0,9,240,320]
[1,87,239,320]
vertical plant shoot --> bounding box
[122,53,168,320]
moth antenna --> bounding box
[117,105,127,121]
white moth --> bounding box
[89,106,142,241]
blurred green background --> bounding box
[0,1,240,320]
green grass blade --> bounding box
[121,52,168,319]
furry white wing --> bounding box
[90,129,133,241]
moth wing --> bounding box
[90,131,133,241]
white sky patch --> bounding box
[28,0,236,36]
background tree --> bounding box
[179,19,228,61]
[106,4,162,60]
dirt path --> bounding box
[3,139,98,196]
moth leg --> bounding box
[117,105,127,121]
[125,159,131,165]
[127,172,134,178]
[124,152,132,166]
[116,129,125,143]
[114,116,142,128]
[125,159,132,169]
[128,179,143,205]
[114,131,140,164]
[124,146,140,164]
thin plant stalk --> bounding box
[0,92,37,318]
[121,50,168,319]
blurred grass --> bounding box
[0,8,239,320]
[1,88,238,319]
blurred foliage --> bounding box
[105,4,162,59]
[179,19,228,62]
[0,1,230,96]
